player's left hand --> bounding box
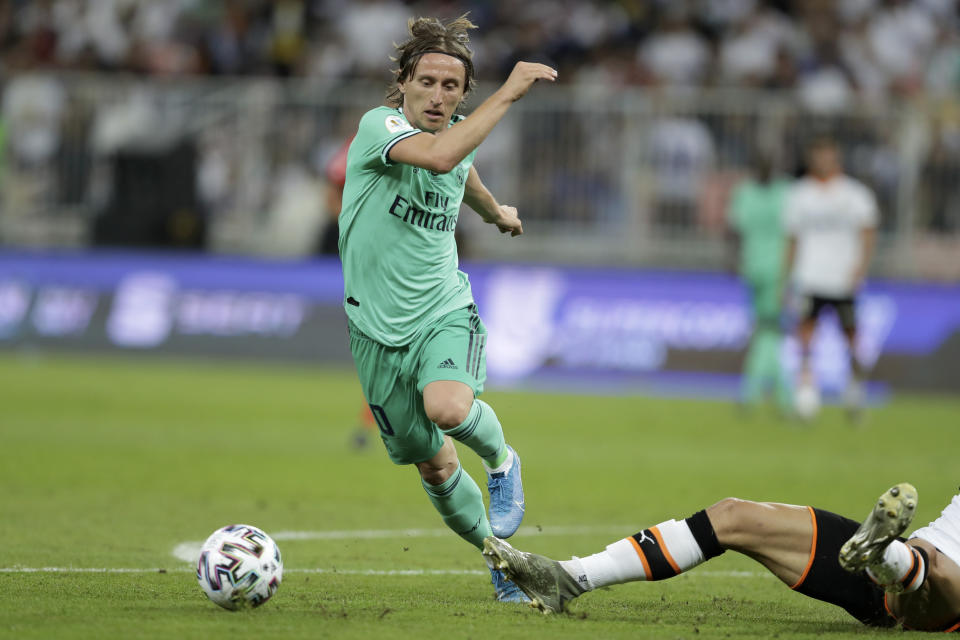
[492,205,523,237]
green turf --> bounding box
[1,352,957,639]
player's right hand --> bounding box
[502,62,557,101]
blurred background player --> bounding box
[337,15,556,602]
[783,135,878,420]
[727,149,792,415]
[316,133,353,256]
[485,482,960,632]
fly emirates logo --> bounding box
[387,191,457,233]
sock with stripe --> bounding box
[422,462,492,550]
[443,399,509,469]
[560,510,725,590]
[866,542,928,593]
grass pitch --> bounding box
[1,352,957,639]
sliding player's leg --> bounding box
[842,483,960,631]
[485,496,892,624]
[485,498,822,614]
[418,305,524,539]
[889,539,960,631]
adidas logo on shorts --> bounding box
[438,358,458,369]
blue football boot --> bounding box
[487,445,525,538]
[489,565,531,603]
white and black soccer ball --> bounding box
[196,524,283,610]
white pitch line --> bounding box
[2,527,778,580]
[0,567,771,578]
[271,524,633,541]
[172,525,634,563]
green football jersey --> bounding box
[338,106,477,346]
[728,178,789,284]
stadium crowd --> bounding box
[1,0,959,256]
[1,0,958,101]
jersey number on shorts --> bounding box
[368,404,395,436]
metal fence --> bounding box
[2,73,958,279]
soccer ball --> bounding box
[196,524,283,610]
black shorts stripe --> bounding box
[466,331,475,377]
[470,334,486,378]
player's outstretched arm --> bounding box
[390,62,556,174]
[463,166,522,237]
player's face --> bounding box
[399,53,467,133]
[808,144,841,178]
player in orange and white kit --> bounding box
[484,482,960,632]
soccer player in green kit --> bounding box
[727,152,792,414]
[337,15,556,602]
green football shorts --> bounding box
[348,304,488,465]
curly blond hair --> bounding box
[385,14,477,109]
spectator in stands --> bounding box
[637,6,711,88]
[646,116,715,230]
[921,120,960,233]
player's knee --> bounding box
[706,497,756,543]
[416,437,459,485]
[418,464,453,485]
[416,456,458,485]
[425,396,472,430]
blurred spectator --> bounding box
[0,0,958,264]
[331,0,409,79]
[921,121,960,232]
[867,0,937,96]
[925,23,960,97]
[0,0,953,102]
[646,116,715,230]
[637,7,711,88]
[2,72,64,167]
[717,4,797,86]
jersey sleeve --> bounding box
[351,108,423,171]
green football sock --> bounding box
[422,463,492,550]
[742,326,781,405]
[443,399,508,468]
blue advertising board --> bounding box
[1,251,958,395]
